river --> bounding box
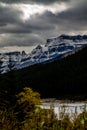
[40,99,87,119]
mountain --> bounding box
[1,44,87,100]
[1,35,87,100]
[0,34,87,73]
[0,51,27,73]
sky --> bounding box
[0,0,87,53]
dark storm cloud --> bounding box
[56,0,87,30]
[0,4,22,25]
[0,0,69,4]
[0,4,32,34]
[23,0,87,35]
[0,3,55,34]
[0,0,87,48]
[29,0,87,32]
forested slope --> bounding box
[1,46,87,100]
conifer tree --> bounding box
[0,54,2,74]
[8,55,15,72]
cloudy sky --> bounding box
[0,0,87,53]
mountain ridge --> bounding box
[0,34,87,73]
[1,45,87,100]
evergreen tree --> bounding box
[0,54,2,74]
[8,55,15,72]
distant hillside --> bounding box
[1,46,87,100]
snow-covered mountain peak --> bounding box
[31,45,42,53]
[30,45,43,58]
[36,45,42,49]
[1,34,87,73]
[46,34,87,47]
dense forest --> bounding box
[0,46,87,100]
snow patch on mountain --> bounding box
[0,35,87,73]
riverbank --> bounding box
[41,98,87,104]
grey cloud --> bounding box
[33,0,87,31]
[0,0,87,47]
[0,0,69,4]
[0,24,32,34]
[0,4,31,33]
[25,1,87,35]
[0,4,23,31]
[0,4,55,34]
[56,0,87,30]
[0,33,44,47]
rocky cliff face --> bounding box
[0,35,87,73]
